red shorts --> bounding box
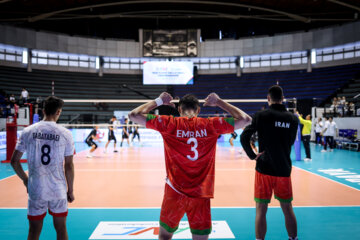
[160,184,212,235]
[254,171,293,203]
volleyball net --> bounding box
[60,97,297,123]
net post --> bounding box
[4,120,17,162]
[1,117,28,164]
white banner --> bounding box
[0,131,6,149]
[89,221,235,239]
[0,131,22,149]
[143,61,194,85]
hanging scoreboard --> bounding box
[142,29,198,57]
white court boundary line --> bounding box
[75,168,254,172]
[1,205,359,210]
[293,166,360,192]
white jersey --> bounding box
[324,121,337,137]
[15,121,74,201]
[315,121,323,133]
[323,121,330,136]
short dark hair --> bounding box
[179,94,200,111]
[268,85,284,102]
[44,96,64,116]
[112,116,116,119]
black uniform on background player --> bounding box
[86,126,100,158]
[229,131,238,147]
[120,118,130,147]
[240,85,299,240]
[132,125,141,143]
[104,116,118,153]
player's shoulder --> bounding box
[159,114,175,121]
[251,109,265,121]
[288,112,299,122]
[21,122,40,135]
[256,108,268,116]
[55,124,73,139]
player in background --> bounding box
[10,96,75,240]
[321,116,338,152]
[241,85,299,240]
[297,111,312,161]
[314,118,323,145]
[129,92,251,240]
[229,132,238,148]
[120,118,130,147]
[85,126,100,158]
[131,124,141,144]
[104,116,118,153]
[229,132,238,151]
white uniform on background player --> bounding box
[314,118,323,145]
[321,116,337,152]
[11,96,75,240]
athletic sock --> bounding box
[289,237,298,240]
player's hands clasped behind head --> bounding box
[159,92,175,108]
[204,93,221,107]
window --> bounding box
[1,41,360,71]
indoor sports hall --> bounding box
[0,1,360,240]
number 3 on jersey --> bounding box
[41,144,51,165]
[187,138,198,161]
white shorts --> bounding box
[28,198,68,221]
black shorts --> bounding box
[122,133,129,139]
[132,132,140,139]
[108,131,117,142]
[85,139,97,148]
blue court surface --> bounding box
[0,207,359,239]
[1,143,360,240]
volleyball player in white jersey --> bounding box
[11,96,75,240]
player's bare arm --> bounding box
[64,155,75,203]
[129,92,175,126]
[204,93,252,129]
[10,150,28,191]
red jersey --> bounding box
[146,114,234,198]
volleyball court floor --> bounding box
[0,141,359,239]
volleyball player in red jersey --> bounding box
[129,92,251,240]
